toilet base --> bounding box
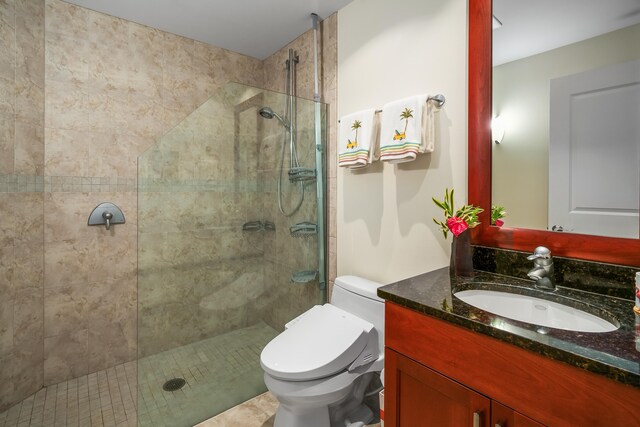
[273,402,373,427]
[274,405,330,427]
[270,371,378,427]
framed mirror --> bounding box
[468,0,640,267]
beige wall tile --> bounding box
[15,1,44,86]
[44,128,94,176]
[11,339,44,407]
[13,288,44,346]
[14,77,43,125]
[14,119,44,174]
[44,0,88,39]
[0,9,16,83]
[43,329,88,385]
[44,78,88,131]
[0,77,14,116]
[0,353,16,412]
[0,0,44,413]
[0,111,15,174]
[0,295,14,358]
[44,31,89,83]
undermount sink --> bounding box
[454,288,619,333]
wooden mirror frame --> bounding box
[468,0,640,267]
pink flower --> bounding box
[446,217,468,237]
[495,219,504,227]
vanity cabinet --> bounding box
[384,302,640,427]
[387,348,491,426]
[387,350,543,427]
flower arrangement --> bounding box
[432,188,483,239]
[491,205,507,227]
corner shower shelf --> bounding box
[288,167,316,183]
[242,220,275,232]
[291,270,318,284]
[290,222,317,237]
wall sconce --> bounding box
[492,116,505,144]
[492,15,503,30]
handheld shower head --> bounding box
[259,106,289,129]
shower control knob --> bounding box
[103,212,113,230]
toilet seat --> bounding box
[260,304,375,381]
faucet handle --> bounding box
[527,246,551,260]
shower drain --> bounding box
[162,378,186,392]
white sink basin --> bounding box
[454,289,618,333]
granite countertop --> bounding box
[378,267,640,388]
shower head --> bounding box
[259,107,289,129]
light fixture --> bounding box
[492,116,505,144]
[492,15,503,30]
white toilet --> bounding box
[260,275,385,427]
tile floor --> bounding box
[0,363,137,427]
[0,323,278,427]
[1,320,380,427]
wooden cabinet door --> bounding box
[492,401,545,427]
[386,348,491,427]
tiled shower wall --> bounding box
[42,0,263,386]
[0,0,46,413]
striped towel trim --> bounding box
[380,142,420,159]
[339,148,369,166]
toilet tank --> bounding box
[332,276,385,355]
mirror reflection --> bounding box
[491,0,640,238]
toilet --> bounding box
[260,275,385,427]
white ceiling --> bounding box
[64,0,354,60]
[493,0,640,65]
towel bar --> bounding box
[338,94,445,123]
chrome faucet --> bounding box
[527,246,555,291]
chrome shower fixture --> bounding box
[259,106,289,129]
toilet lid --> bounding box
[260,304,374,381]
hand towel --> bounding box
[338,108,379,169]
[379,94,435,163]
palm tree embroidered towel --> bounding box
[379,94,434,163]
[338,108,380,169]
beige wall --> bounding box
[492,24,640,230]
[0,0,45,412]
[336,0,468,284]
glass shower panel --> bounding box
[137,83,326,426]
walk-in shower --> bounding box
[136,82,327,426]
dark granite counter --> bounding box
[378,267,640,388]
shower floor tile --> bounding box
[0,362,138,427]
[137,322,279,427]
[0,322,279,427]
